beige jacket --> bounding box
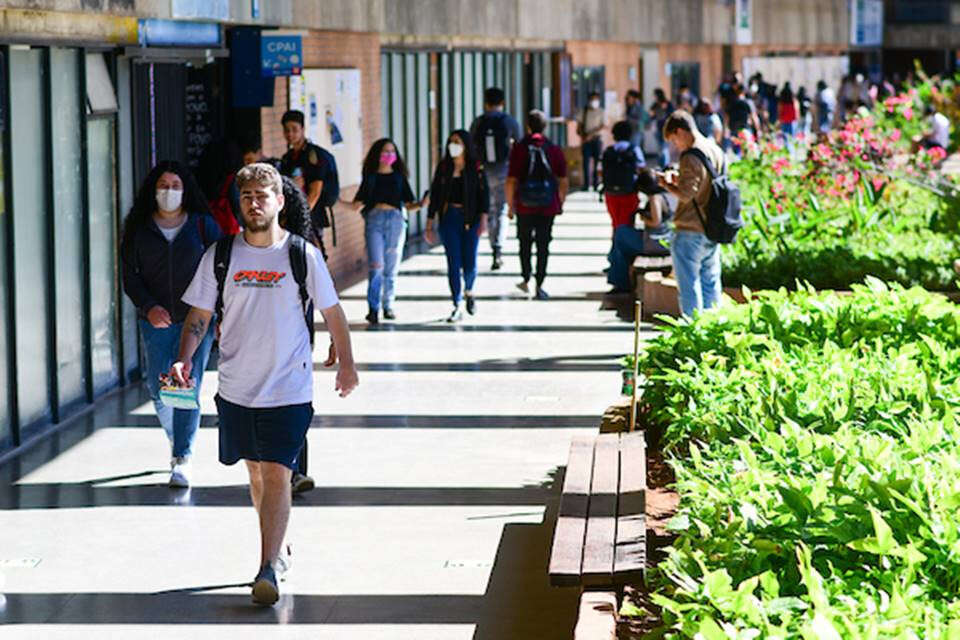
[672,137,725,233]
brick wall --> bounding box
[260,30,382,289]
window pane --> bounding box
[87,118,119,393]
[85,52,118,114]
[116,55,140,380]
[0,49,10,445]
[10,48,52,427]
[51,47,87,408]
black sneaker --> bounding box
[446,306,463,323]
[383,308,396,320]
[291,472,315,494]
[535,287,550,300]
[252,564,279,606]
[365,310,379,325]
[491,251,503,271]
[465,295,476,315]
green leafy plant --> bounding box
[637,281,960,638]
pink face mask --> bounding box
[380,152,398,166]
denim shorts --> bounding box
[215,395,314,471]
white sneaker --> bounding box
[276,542,293,579]
[169,456,191,488]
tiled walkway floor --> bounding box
[0,191,654,639]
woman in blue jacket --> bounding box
[121,161,222,488]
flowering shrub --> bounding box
[722,99,958,291]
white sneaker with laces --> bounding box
[169,456,191,488]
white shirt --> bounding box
[158,218,187,242]
[930,112,950,148]
[182,232,339,408]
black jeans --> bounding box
[581,138,602,189]
[517,214,555,288]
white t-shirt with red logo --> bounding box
[183,232,339,408]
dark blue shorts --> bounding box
[215,395,314,471]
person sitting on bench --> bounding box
[607,169,672,294]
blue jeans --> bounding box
[365,208,406,312]
[485,163,509,252]
[140,318,215,458]
[607,226,669,291]
[780,121,797,153]
[671,230,722,318]
[581,138,602,189]
[438,206,480,304]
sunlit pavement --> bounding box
[0,191,656,639]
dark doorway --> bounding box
[669,62,701,103]
[572,65,605,112]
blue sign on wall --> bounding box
[261,34,302,77]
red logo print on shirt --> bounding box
[232,270,287,288]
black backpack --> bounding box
[213,234,315,346]
[518,142,558,208]
[316,146,340,209]
[682,148,743,244]
[601,146,638,194]
[476,112,511,164]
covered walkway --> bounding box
[0,192,641,639]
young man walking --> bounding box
[470,87,522,270]
[280,110,340,260]
[279,111,342,494]
[505,110,568,300]
[171,162,358,606]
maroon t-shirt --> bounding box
[508,134,567,216]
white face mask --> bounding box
[156,188,183,212]
[589,99,600,109]
[448,142,464,158]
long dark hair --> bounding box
[361,137,409,178]
[278,174,317,244]
[438,129,480,177]
[121,160,210,251]
[779,84,795,103]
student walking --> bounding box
[577,92,605,190]
[120,161,222,488]
[276,175,339,495]
[425,130,490,322]
[279,110,340,259]
[650,88,675,167]
[657,110,726,318]
[347,139,426,325]
[600,120,646,230]
[172,162,358,606]
[777,84,800,153]
[469,87,522,271]
[505,110,568,300]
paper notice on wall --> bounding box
[736,0,752,45]
[850,0,884,46]
[290,68,364,187]
[605,90,621,119]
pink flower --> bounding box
[891,129,902,142]
[872,176,885,192]
[903,106,914,121]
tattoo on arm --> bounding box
[188,317,207,340]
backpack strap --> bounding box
[527,144,551,176]
[288,234,315,347]
[213,235,234,322]
[682,147,721,179]
[680,148,716,233]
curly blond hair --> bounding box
[235,162,283,196]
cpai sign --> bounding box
[260,33,302,77]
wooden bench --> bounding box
[549,431,646,587]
